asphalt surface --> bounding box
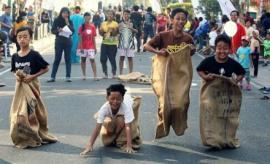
[0,45,269,164]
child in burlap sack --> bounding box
[197,35,246,149]
[144,8,195,139]
[10,26,57,148]
[80,84,140,156]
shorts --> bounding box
[77,49,96,59]
[118,49,135,58]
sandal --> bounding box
[260,96,270,100]
[259,87,267,91]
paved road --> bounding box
[0,44,269,164]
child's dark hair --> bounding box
[230,10,240,16]
[215,34,231,48]
[170,8,188,19]
[81,12,91,31]
[133,5,139,11]
[106,84,127,97]
[124,9,130,14]
[75,6,81,11]
[16,26,33,38]
[147,7,152,12]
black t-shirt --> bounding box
[196,56,245,77]
[130,12,143,29]
[11,50,49,75]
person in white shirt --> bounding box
[245,20,254,39]
[80,84,136,156]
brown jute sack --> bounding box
[152,44,193,139]
[200,75,242,149]
[100,96,142,149]
[10,70,57,148]
[118,72,151,84]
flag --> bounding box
[217,0,236,17]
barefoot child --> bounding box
[80,84,136,155]
[77,12,98,80]
[10,26,57,148]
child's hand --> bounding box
[157,49,168,56]
[23,75,35,83]
[204,74,215,81]
[80,146,93,156]
[230,77,238,84]
[15,75,22,82]
[122,145,136,154]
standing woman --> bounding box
[47,7,74,82]
[99,10,119,78]
[77,12,98,80]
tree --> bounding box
[198,0,221,19]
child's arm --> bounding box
[93,36,97,53]
[124,123,136,153]
[23,66,49,83]
[249,52,253,68]
[80,123,102,156]
[198,71,215,81]
[235,74,244,83]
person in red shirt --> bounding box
[156,13,168,33]
[230,10,246,57]
[77,12,98,80]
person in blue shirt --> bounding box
[70,6,84,64]
[236,36,253,90]
[0,5,12,57]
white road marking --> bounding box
[0,68,11,76]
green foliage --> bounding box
[198,0,221,19]
[166,2,194,16]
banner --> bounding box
[217,0,236,17]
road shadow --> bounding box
[0,159,12,164]
[27,142,83,155]
[83,143,218,163]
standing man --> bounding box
[70,6,84,64]
[0,5,12,57]
[99,10,119,79]
[230,10,246,57]
[142,7,156,46]
[26,5,35,33]
[130,5,143,53]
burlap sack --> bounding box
[200,75,242,149]
[118,72,151,85]
[10,70,57,148]
[152,44,193,139]
[100,96,142,149]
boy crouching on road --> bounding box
[80,84,137,156]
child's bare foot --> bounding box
[82,76,86,80]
